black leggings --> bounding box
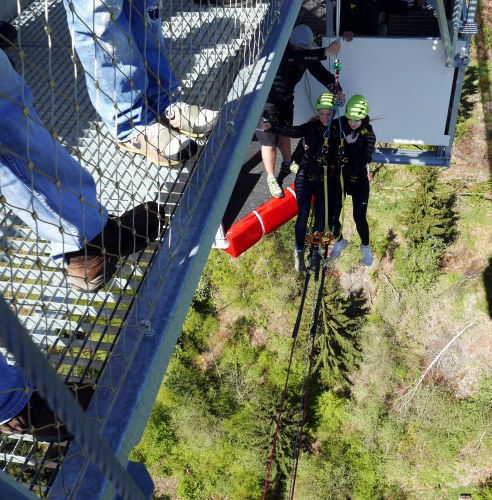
[328,174,370,246]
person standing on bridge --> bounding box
[0,353,93,442]
[255,24,345,199]
[0,48,162,292]
[63,0,219,166]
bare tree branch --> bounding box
[396,323,475,413]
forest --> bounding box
[130,4,492,498]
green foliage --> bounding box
[129,401,175,471]
[375,227,399,260]
[190,274,214,314]
[314,279,367,389]
[475,478,492,500]
[402,168,457,248]
[395,168,457,288]
[295,391,383,499]
[131,153,492,499]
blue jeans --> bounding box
[64,0,180,142]
[0,355,32,424]
[0,50,108,260]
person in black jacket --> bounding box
[262,92,337,272]
[255,24,344,199]
[327,94,376,266]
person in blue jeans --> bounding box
[0,356,31,429]
[0,48,162,292]
[63,0,218,166]
[0,353,93,441]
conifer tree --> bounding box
[397,168,457,285]
[313,279,367,390]
[403,168,457,248]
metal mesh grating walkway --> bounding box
[0,0,293,496]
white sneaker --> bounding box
[330,238,348,259]
[360,244,373,266]
[163,102,218,137]
[294,249,306,272]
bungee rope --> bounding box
[263,52,351,500]
[288,243,329,499]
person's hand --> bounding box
[346,132,359,144]
[343,31,354,42]
[262,122,272,131]
[325,39,341,56]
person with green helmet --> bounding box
[262,92,338,272]
[327,94,376,266]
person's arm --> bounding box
[308,60,337,87]
[270,122,307,139]
[284,46,327,65]
[345,128,376,172]
[362,128,376,164]
[308,59,344,103]
[261,113,308,139]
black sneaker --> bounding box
[280,160,299,175]
[66,202,163,292]
[0,384,94,443]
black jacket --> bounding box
[329,116,376,178]
[275,119,331,180]
[267,46,338,104]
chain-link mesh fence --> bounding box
[0,0,300,496]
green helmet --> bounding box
[316,92,336,110]
[345,94,369,120]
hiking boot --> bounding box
[280,160,299,175]
[330,238,348,259]
[294,249,306,272]
[66,202,163,292]
[66,254,119,293]
[161,102,218,137]
[0,384,94,443]
[360,244,373,266]
[267,177,284,198]
[118,123,198,165]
